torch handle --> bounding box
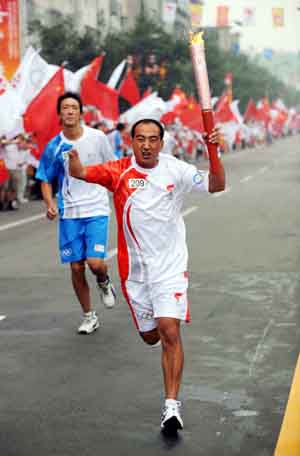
[202,109,220,174]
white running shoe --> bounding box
[97,277,116,309]
[78,312,100,334]
[161,401,183,433]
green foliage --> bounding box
[29,12,300,110]
[29,14,103,71]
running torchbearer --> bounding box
[69,118,225,433]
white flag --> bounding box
[107,60,126,89]
[0,86,24,137]
[230,100,243,124]
[120,92,168,126]
[11,47,54,108]
[64,65,89,93]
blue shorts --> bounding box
[59,216,109,263]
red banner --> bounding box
[216,5,229,27]
[0,0,20,79]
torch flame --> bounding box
[189,31,204,46]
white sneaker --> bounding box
[161,400,183,432]
[78,312,100,334]
[19,197,29,204]
[97,277,116,309]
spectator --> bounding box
[107,122,127,159]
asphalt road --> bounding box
[0,136,299,456]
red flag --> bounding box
[271,100,288,127]
[0,159,9,184]
[81,55,119,121]
[160,88,189,125]
[255,97,271,126]
[178,96,204,133]
[118,69,140,106]
[23,67,65,158]
[171,87,188,106]
[81,55,104,87]
[81,79,119,121]
[217,5,229,27]
[244,98,257,122]
[214,93,237,124]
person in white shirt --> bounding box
[37,92,117,334]
[2,137,20,209]
[69,118,225,433]
[160,129,177,156]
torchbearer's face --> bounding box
[59,97,81,128]
[132,122,163,169]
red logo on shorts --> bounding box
[174,292,183,300]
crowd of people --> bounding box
[0,101,299,213]
[0,133,40,211]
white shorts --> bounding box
[122,272,190,333]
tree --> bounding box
[29,12,300,109]
[29,13,104,71]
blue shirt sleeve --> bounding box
[115,132,122,150]
[36,137,72,183]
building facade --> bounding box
[21,0,196,50]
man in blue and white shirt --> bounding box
[37,92,116,334]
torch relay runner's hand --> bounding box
[203,126,223,145]
[47,203,58,220]
[68,149,86,180]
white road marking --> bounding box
[258,166,268,174]
[0,315,7,321]
[275,322,297,328]
[249,318,274,377]
[233,410,259,417]
[182,206,199,217]
[240,175,253,183]
[0,213,45,232]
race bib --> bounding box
[128,178,147,189]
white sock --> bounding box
[84,311,93,317]
[165,398,177,407]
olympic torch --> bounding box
[189,31,220,174]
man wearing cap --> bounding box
[68,117,225,434]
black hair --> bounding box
[131,118,164,140]
[57,92,83,114]
[116,122,126,131]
